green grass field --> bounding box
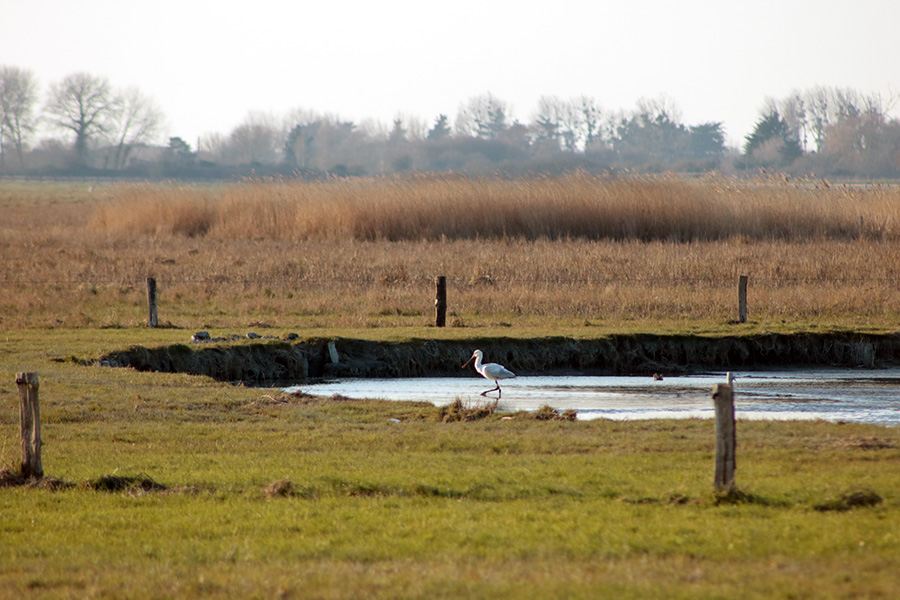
[2,328,900,599]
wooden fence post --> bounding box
[738,275,748,324]
[435,276,447,327]
[16,372,42,479]
[147,277,158,328]
[712,377,736,490]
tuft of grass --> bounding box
[0,469,26,487]
[530,404,578,421]
[713,486,783,507]
[87,473,168,493]
[814,488,884,512]
[0,469,73,490]
[437,397,497,421]
[264,479,295,497]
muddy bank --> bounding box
[96,332,900,385]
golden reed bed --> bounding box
[3,174,900,330]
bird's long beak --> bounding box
[462,355,475,369]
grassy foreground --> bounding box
[2,329,900,599]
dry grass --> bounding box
[3,175,900,331]
[438,397,498,422]
[91,173,900,242]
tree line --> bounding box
[1,66,898,179]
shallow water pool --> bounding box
[286,369,900,425]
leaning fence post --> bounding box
[738,275,748,324]
[435,276,447,327]
[147,277,158,328]
[16,372,42,479]
[712,375,736,490]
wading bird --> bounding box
[462,349,516,398]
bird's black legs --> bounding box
[480,384,501,398]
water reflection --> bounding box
[286,369,900,425]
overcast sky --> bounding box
[3,0,898,148]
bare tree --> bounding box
[575,95,606,151]
[282,107,320,133]
[532,95,566,150]
[222,112,282,165]
[822,112,900,177]
[804,85,835,152]
[399,114,427,141]
[200,132,227,163]
[0,65,39,168]
[310,120,365,173]
[783,86,898,153]
[284,121,320,169]
[532,96,606,153]
[612,96,690,163]
[634,95,683,125]
[455,93,510,139]
[44,72,118,165]
[775,93,808,151]
[109,86,164,169]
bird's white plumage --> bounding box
[462,349,516,398]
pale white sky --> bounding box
[3,0,898,148]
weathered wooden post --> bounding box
[712,375,736,490]
[435,276,447,327]
[16,372,42,479]
[738,275,748,324]
[147,277,158,328]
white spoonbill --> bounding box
[462,349,516,398]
